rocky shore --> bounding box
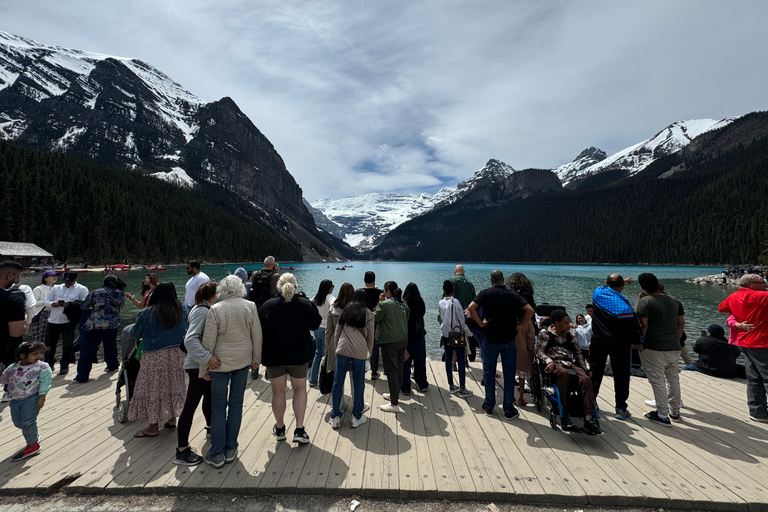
[686,274,739,286]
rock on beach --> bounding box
[686,274,739,286]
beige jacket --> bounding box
[324,305,343,373]
[335,309,375,362]
[200,296,262,374]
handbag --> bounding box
[318,356,334,395]
[447,300,467,347]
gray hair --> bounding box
[277,273,297,303]
[739,273,765,286]
[264,255,276,267]
[217,275,246,300]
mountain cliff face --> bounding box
[0,31,325,250]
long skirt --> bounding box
[128,347,186,424]
[515,320,536,379]
[29,310,51,344]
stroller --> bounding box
[115,323,141,423]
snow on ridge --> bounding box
[149,167,196,189]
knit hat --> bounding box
[707,324,725,339]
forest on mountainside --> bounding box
[0,142,300,263]
[372,134,768,265]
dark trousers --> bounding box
[75,328,119,382]
[402,333,428,393]
[444,342,466,388]
[178,369,213,448]
[589,337,631,410]
[44,322,75,372]
[551,364,595,415]
[380,339,407,405]
[2,336,23,368]
[741,347,768,418]
[370,345,383,373]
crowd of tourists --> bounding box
[1,258,767,467]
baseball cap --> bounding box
[63,271,78,282]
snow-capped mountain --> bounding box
[557,118,737,188]
[311,158,514,250]
[554,147,607,184]
[0,31,317,232]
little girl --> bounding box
[0,341,51,462]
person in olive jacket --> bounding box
[258,273,322,444]
[373,280,410,413]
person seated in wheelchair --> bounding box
[536,309,603,435]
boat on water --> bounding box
[280,267,296,271]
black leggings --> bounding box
[177,369,212,448]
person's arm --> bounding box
[718,298,731,313]
[677,315,685,338]
[44,286,56,308]
[638,316,648,336]
[518,304,534,329]
[0,365,11,385]
[325,311,336,355]
[373,302,387,322]
[535,330,554,368]
[201,308,219,362]
[366,311,375,353]
[455,298,467,329]
[184,307,215,366]
[250,305,262,368]
[37,366,52,409]
[308,301,322,331]
[8,319,27,337]
[467,301,487,327]
[130,308,149,340]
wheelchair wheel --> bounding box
[549,408,557,429]
[117,400,129,423]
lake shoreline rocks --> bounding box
[686,274,739,286]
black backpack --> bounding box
[248,269,275,307]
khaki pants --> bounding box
[640,348,681,417]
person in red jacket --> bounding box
[718,273,768,423]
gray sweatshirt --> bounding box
[183,301,214,370]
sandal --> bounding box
[134,430,159,438]
[164,422,177,429]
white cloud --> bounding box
[2,0,767,200]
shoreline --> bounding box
[685,274,739,286]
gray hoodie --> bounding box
[183,301,214,370]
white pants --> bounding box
[640,349,681,416]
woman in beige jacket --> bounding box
[200,275,262,468]
[328,290,374,429]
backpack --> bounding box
[248,269,275,307]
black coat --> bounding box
[258,295,322,367]
[693,334,741,378]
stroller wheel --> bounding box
[117,401,129,423]
[115,390,122,409]
[549,408,557,429]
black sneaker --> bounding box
[173,447,203,466]
[272,424,286,441]
[482,404,494,417]
[293,427,310,444]
[582,419,604,436]
[370,371,380,380]
[561,415,580,433]
[59,368,69,375]
[504,408,519,420]
[644,410,672,427]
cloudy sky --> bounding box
[2,1,767,201]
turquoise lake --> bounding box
[21,262,732,358]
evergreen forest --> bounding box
[0,142,300,263]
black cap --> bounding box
[63,271,78,282]
[707,324,725,339]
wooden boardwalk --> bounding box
[1,360,767,510]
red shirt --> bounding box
[719,288,768,349]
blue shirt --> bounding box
[82,287,125,330]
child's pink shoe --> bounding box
[11,442,40,462]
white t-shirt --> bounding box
[311,294,336,330]
[184,272,210,305]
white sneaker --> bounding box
[382,393,391,401]
[351,414,368,428]
[379,403,401,413]
[329,416,341,429]
[362,402,370,414]
[644,399,656,407]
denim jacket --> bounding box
[130,304,190,352]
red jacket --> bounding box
[718,288,768,349]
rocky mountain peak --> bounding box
[457,158,515,190]
[575,147,607,162]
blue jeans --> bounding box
[482,342,517,414]
[469,327,486,362]
[683,363,702,372]
[330,355,366,420]
[209,365,249,457]
[308,328,325,385]
[11,393,40,445]
[76,328,119,382]
[443,339,466,388]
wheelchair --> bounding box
[530,358,600,433]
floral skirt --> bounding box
[29,310,51,344]
[128,347,186,424]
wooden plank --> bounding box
[360,374,400,496]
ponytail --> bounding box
[277,273,297,303]
[383,280,402,302]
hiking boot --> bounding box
[614,408,631,420]
[173,447,203,466]
[293,427,310,444]
[204,452,225,469]
[351,414,368,428]
[644,410,672,427]
[583,418,604,436]
[224,448,237,463]
[457,389,473,399]
[329,416,341,429]
[11,443,40,462]
[272,424,286,441]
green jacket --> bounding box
[373,299,410,345]
[449,274,476,309]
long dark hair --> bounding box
[339,290,369,328]
[383,280,402,302]
[139,273,159,296]
[312,279,334,307]
[403,282,425,315]
[333,282,355,309]
[148,282,182,329]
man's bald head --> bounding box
[490,270,504,285]
[454,265,465,276]
[606,273,625,291]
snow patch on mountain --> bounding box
[150,167,196,188]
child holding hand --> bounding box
[0,341,51,462]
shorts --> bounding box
[266,364,308,380]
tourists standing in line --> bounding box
[374,281,410,413]
[129,283,189,438]
[402,283,429,395]
[173,280,218,466]
[126,273,158,309]
[438,280,473,398]
[200,276,262,467]
[74,275,126,382]
[636,273,685,426]
[468,270,534,419]
[308,280,335,387]
[184,261,209,306]
[589,274,640,421]
[507,272,537,408]
[328,290,375,429]
[259,273,321,444]
[29,271,57,344]
[719,273,768,423]
[43,271,88,375]
[358,271,383,379]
